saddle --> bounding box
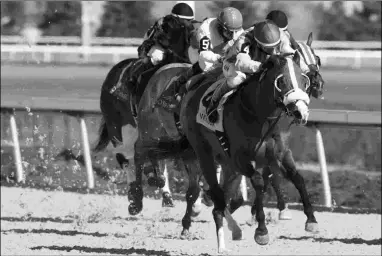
[196,78,236,132]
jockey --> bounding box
[155,7,244,111]
[206,20,290,123]
[265,10,310,73]
[126,2,195,93]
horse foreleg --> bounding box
[249,168,269,245]
[267,163,292,220]
[127,143,145,216]
[282,149,319,233]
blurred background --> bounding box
[1,1,381,210]
[1,1,381,41]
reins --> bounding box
[238,78,285,159]
[253,110,284,158]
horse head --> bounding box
[159,15,194,63]
[246,53,311,125]
[294,32,325,98]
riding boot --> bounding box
[206,81,231,123]
[155,66,195,112]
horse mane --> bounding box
[162,15,182,30]
[241,55,288,89]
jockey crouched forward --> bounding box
[206,20,294,123]
[265,10,310,74]
[122,3,195,99]
[155,7,244,112]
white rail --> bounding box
[1,99,381,207]
[1,44,381,69]
[2,35,381,49]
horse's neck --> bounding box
[171,30,189,62]
[240,76,277,123]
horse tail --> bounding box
[93,117,110,153]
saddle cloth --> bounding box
[196,78,235,132]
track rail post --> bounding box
[63,115,71,148]
[8,109,24,183]
[78,114,94,189]
[315,125,332,208]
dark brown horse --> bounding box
[246,32,326,223]
[180,54,318,253]
[126,63,207,239]
[56,15,194,206]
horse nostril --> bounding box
[293,110,302,120]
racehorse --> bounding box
[56,15,194,207]
[127,62,210,239]
[246,32,326,223]
[180,54,318,253]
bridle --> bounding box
[239,60,310,158]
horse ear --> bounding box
[307,32,313,47]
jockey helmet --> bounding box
[171,3,195,20]
[254,20,281,55]
[217,7,243,41]
[266,10,288,31]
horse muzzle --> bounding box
[293,100,309,125]
[284,89,310,126]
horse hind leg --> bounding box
[179,155,201,239]
[220,163,243,241]
[196,148,227,253]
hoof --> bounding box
[147,177,157,187]
[128,203,143,216]
[305,222,319,233]
[279,209,292,220]
[147,176,165,188]
[162,192,174,207]
[254,228,269,245]
[180,229,190,239]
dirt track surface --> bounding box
[2,187,381,256]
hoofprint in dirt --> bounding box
[1,187,381,256]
